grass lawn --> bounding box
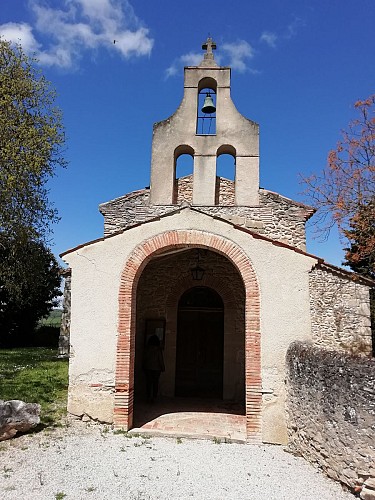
[0,348,68,427]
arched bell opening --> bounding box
[196,77,217,135]
[173,145,194,204]
[215,145,236,205]
[132,246,246,427]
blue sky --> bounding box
[1,0,375,267]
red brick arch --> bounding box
[115,230,261,442]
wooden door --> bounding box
[175,287,224,398]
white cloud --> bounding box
[78,0,124,24]
[166,40,256,78]
[0,22,41,53]
[114,28,153,59]
[259,16,305,50]
[0,0,153,69]
[259,31,277,48]
[180,52,204,66]
[285,17,305,39]
[165,51,202,79]
[221,40,255,73]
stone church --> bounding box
[60,38,373,444]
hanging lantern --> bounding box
[191,264,205,281]
[191,250,205,280]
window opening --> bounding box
[175,153,194,179]
[215,147,236,205]
[216,153,235,181]
[174,146,194,204]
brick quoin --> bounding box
[115,230,261,441]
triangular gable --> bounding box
[60,204,373,287]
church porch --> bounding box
[132,247,246,441]
[132,396,246,443]
[114,230,262,442]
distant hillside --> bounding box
[39,309,62,327]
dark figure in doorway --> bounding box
[143,335,165,402]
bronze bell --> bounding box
[201,93,216,114]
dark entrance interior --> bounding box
[175,286,224,398]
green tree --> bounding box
[0,39,66,342]
[344,198,375,279]
[0,38,66,242]
[0,235,62,347]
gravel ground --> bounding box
[0,420,354,500]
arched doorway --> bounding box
[115,230,261,441]
[175,286,224,398]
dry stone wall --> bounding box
[175,176,194,204]
[286,341,375,494]
[99,177,312,250]
[309,264,372,355]
[215,176,235,205]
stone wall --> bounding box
[99,177,313,250]
[309,264,372,355]
[286,341,375,493]
[215,176,235,205]
[58,270,71,357]
[175,175,194,204]
[199,189,310,250]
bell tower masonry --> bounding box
[150,37,260,206]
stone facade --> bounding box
[61,38,374,448]
[286,341,375,493]
[99,176,314,250]
[62,205,373,441]
[62,209,321,443]
[309,263,372,355]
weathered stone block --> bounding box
[245,219,264,229]
[0,400,41,441]
[361,487,375,500]
[365,478,375,489]
[67,385,114,423]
